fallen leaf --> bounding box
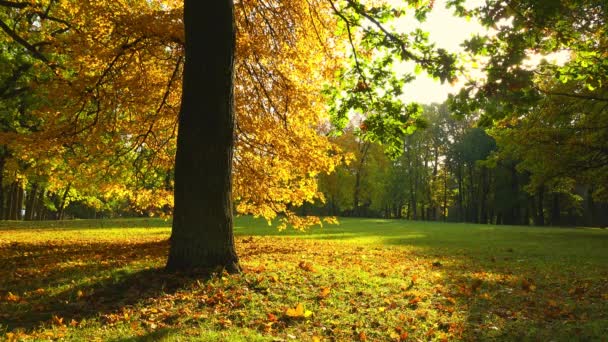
[52,315,64,326]
[471,279,483,292]
[409,296,421,305]
[318,286,331,299]
[6,292,20,302]
[285,303,313,318]
[298,261,316,272]
[521,278,536,292]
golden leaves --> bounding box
[521,278,536,292]
[318,286,331,299]
[285,303,313,318]
[6,0,346,225]
[298,261,316,272]
[4,292,21,302]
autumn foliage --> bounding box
[1,218,607,340]
[0,0,345,226]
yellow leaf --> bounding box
[319,286,331,299]
[285,303,313,318]
[52,315,64,326]
[6,292,20,302]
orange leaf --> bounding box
[319,286,331,299]
[52,315,64,326]
[521,279,536,292]
[6,292,20,302]
[298,261,316,272]
[285,303,312,318]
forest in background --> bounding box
[310,100,608,227]
[1,0,607,228]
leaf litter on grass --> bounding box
[1,221,607,341]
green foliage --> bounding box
[1,217,607,340]
[326,0,458,157]
[450,0,607,118]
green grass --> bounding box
[1,217,607,341]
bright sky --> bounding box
[396,0,487,104]
[395,0,570,104]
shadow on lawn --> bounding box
[109,328,177,342]
[0,239,202,333]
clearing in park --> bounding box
[1,217,607,341]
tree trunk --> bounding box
[550,193,560,226]
[352,142,370,217]
[479,168,487,224]
[585,186,595,226]
[0,153,4,220]
[443,168,448,221]
[8,182,17,220]
[166,0,240,273]
[57,184,71,220]
[457,166,463,221]
[16,184,24,220]
[25,183,38,220]
[467,164,476,223]
[36,189,46,220]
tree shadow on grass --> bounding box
[108,328,177,342]
[0,239,206,333]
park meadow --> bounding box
[2,217,607,341]
[2,0,608,341]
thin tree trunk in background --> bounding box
[57,183,71,220]
[467,164,475,223]
[586,186,595,226]
[36,189,46,220]
[0,153,4,220]
[479,168,488,224]
[457,166,463,222]
[15,184,24,220]
[166,0,240,273]
[25,183,38,220]
[352,142,370,217]
[551,193,560,226]
[443,168,448,221]
[8,182,17,220]
[510,165,520,225]
[0,186,4,221]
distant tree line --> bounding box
[307,102,608,227]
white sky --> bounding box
[395,0,570,104]
[396,0,487,104]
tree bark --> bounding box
[550,193,560,226]
[36,189,46,220]
[443,168,448,221]
[25,183,38,220]
[8,182,17,220]
[352,142,370,217]
[15,183,24,220]
[57,183,71,220]
[0,154,4,220]
[166,0,240,273]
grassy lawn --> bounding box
[1,217,607,341]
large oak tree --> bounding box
[166,0,239,272]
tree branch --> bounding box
[0,0,29,9]
[0,18,54,67]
